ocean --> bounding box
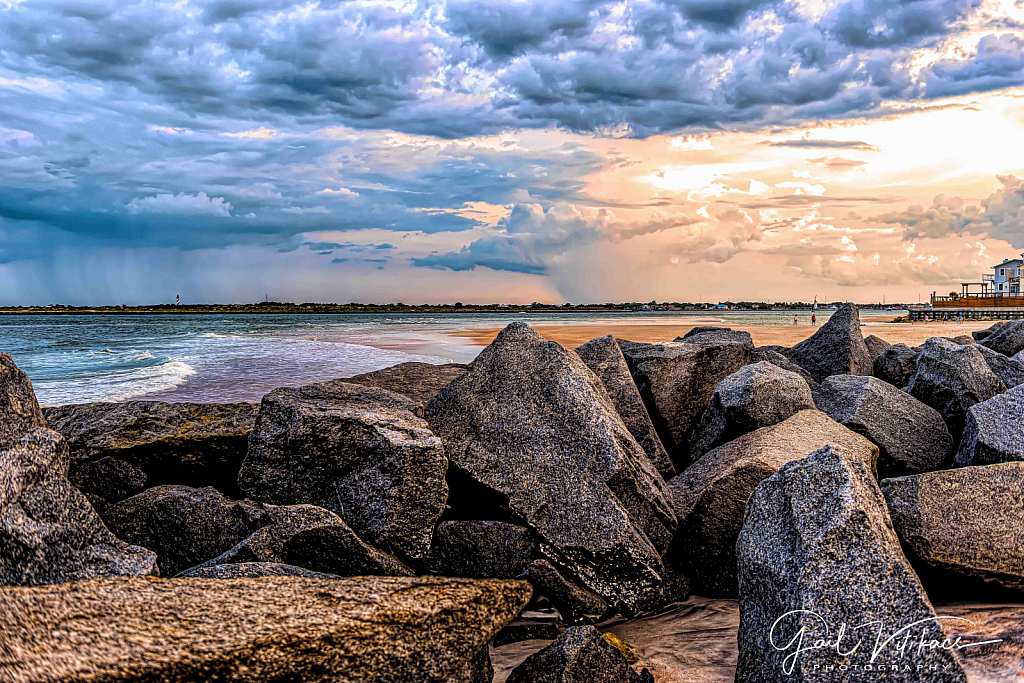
[0,310,853,406]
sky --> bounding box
[1,0,1024,305]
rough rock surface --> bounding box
[238,381,447,558]
[2,575,532,683]
[952,334,976,345]
[176,562,341,579]
[688,362,815,462]
[506,626,648,683]
[102,485,271,577]
[973,343,1024,388]
[973,322,1005,342]
[575,335,674,478]
[0,353,47,449]
[864,334,891,359]
[736,446,967,682]
[813,375,953,476]
[980,319,1024,357]
[873,343,919,388]
[426,323,677,613]
[44,400,258,499]
[617,337,752,466]
[955,385,1024,467]
[908,338,1006,443]
[65,455,147,509]
[1,429,158,587]
[784,303,874,382]
[343,361,470,403]
[525,558,610,624]
[675,327,754,347]
[748,347,819,389]
[428,520,537,579]
[665,410,878,597]
[882,463,1024,598]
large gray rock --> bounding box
[688,362,815,462]
[908,338,1006,443]
[980,319,1024,357]
[882,463,1024,598]
[103,485,272,577]
[954,385,1024,467]
[343,361,469,403]
[784,303,874,382]
[617,337,752,466]
[973,343,1024,388]
[179,501,413,578]
[2,575,532,683]
[873,343,919,388]
[238,381,447,559]
[749,347,819,389]
[864,334,891,359]
[427,520,537,579]
[665,410,878,597]
[675,327,754,347]
[972,321,1005,342]
[813,375,953,476]
[1,429,157,586]
[177,562,341,579]
[575,335,674,478]
[736,446,967,682]
[525,558,611,624]
[0,353,47,449]
[506,626,648,683]
[44,400,258,501]
[425,323,677,613]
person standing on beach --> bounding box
[793,314,798,325]
[811,313,816,326]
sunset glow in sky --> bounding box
[1,0,1024,304]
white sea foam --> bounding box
[36,358,196,406]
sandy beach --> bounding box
[450,315,992,349]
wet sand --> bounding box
[451,316,991,349]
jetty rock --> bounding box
[665,410,877,597]
[176,562,342,579]
[736,445,967,682]
[238,381,447,559]
[1,428,157,587]
[749,347,819,389]
[427,520,537,579]
[506,625,651,683]
[980,319,1024,357]
[873,342,919,388]
[617,336,752,467]
[784,303,874,382]
[882,463,1024,598]
[0,352,47,449]
[675,326,754,347]
[973,342,1024,388]
[524,558,611,624]
[1,575,531,683]
[342,361,469,403]
[864,333,891,359]
[425,322,676,614]
[576,335,675,478]
[908,338,1006,444]
[954,385,1024,467]
[972,321,1005,341]
[813,374,952,477]
[688,361,815,462]
[44,400,258,503]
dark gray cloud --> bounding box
[768,139,879,150]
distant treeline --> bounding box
[0,300,911,315]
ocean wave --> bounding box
[36,357,196,406]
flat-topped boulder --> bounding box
[980,319,1024,357]
[0,353,47,448]
[688,361,815,462]
[342,361,469,403]
[736,446,967,681]
[425,323,677,613]
[1,575,532,683]
[427,520,537,579]
[44,400,258,500]
[882,463,1024,598]
[1,429,157,586]
[177,562,341,579]
[955,385,1024,467]
[665,410,877,597]
[238,381,447,559]
[864,334,891,359]
[575,335,674,478]
[908,338,1005,443]
[813,374,952,476]
[973,343,1024,388]
[675,327,754,347]
[784,303,874,382]
[506,626,650,683]
[873,343,919,388]
[617,337,752,467]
